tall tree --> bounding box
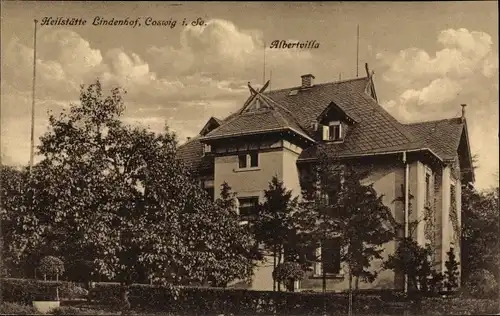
[24,80,255,312]
[297,147,395,298]
[461,184,500,284]
[254,176,299,291]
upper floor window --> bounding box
[322,121,343,141]
[329,122,342,141]
[238,151,259,169]
[237,196,259,221]
[203,144,212,156]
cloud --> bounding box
[377,28,499,190]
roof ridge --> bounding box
[405,116,463,126]
[263,76,370,94]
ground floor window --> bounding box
[321,238,341,274]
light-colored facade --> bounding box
[177,70,474,291]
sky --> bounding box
[1,1,498,191]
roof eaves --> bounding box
[297,147,444,163]
[200,126,316,143]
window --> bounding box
[424,171,431,207]
[249,152,259,167]
[238,197,259,221]
[203,179,215,201]
[328,122,342,141]
[203,144,212,154]
[237,152,259,169]
[321,238,341,274]
[238,154,247,168]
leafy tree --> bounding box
[383,238,434,293]
[461,184,500,284]
[0,165,48,278]
[272,262,306,292]
[444,248,460,291]
[254,176,299,291]
[24,80,255,313]
[38,256,65,281]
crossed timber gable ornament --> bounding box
[240,80,273,114]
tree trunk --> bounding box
[44,274,46,281]
[56,274,59,282]
[273,247,277,292]
[277,245,282,292]
[120,283,132,315]
[348,267,353,316]
[355,276,359,291]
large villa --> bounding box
[177,66,474,291]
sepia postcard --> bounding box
[1,1,499,315]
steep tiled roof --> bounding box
[176,136,213,174]
[178,75,469,172]
[405,117,465,160]
[263,78,370,135]
[259,77,422,160]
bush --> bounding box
[52,306,114,315]
[38,256,65,280]
[1,278,87,303]
[421,297,499,315]
[87,283,395,315]
[58,282,89,299]
[0,302,39,314]
[273,262,306,291]
[463,269,498,298]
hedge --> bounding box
[88,283,405,315]
[1,278,88,303]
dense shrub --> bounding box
[52,306,115,315]
[1,278,87,303]
[463,269,498,298]
[273,262,306,291]
[420,297,499,315]
[0,302,39,314]
[87,283,397,315]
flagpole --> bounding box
[29,19,38,177]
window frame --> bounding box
[238,154,247,169]
[328,121,343,141]
[321,238,342,275]
[237,196,259,221]
[236,151,260,170]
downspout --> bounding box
[403,151,410,295]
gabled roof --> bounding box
[200,107,312,142]
[176,136,213,174]
[405,117,464,161]
[405,117,474,182]
[201,83,314,142]
[199,117,223,136]
[317,101,360,124]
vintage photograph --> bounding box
[1,1,499,315]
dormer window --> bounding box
[203,144,212,154]
[328,121,342,141]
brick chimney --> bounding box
[301,74,315,88]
